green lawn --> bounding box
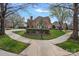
[14,29,65,40]
[0,35,29,54]
[57,39,79,53]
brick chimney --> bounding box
[30,16,33,20]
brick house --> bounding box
[27,16,52,29]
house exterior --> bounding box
[4,19,13,28]
[27,16,52,29]
[0,20,26,29]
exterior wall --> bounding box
[27,16,52,29]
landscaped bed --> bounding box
[0,35,29,54]
[57,39,79,53]
[14,29,65,40]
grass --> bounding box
[0,35,29,54]
[14,29,65,40]
[57,39,79,53]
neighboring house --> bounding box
[0,18,13,28]
[27,16,52,29]
[52,21,62,29]
[52,21,67,30]
[4,19,13,28]
[0,19,26,29]
[52,21,59,29]
[4,19,26,28]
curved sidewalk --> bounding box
[5,29,73,56]
[5,29,72,44]
[5,29,31,44]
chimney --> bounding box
[30,16,33,20]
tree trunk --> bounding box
[0,3,6,35]
[71,3,78,40]
[1,17,5,35]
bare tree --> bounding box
[6,13,25,28]
[49,3,79,40]
[0,3,34,35]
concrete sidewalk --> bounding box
[5,29,72,44]
[5,29,31,44]
[0,49,18,56]
[5,29,73,56]
[48,32,72,44]
[20,41,72,56]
